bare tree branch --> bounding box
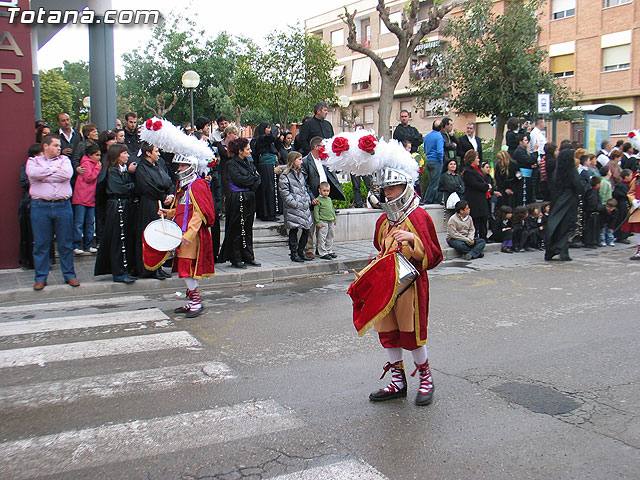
[342,7,386,73]
[163,93,178,116]
[141,93,158,117]
[377,0,405,41]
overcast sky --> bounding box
[37,0,349,75]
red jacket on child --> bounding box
[71,155,102,207]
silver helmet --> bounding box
[373,167,419,225]
[173,154,199,188]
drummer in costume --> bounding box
[140,117,216,318]
[322,131,443,406]
[621,130,640,260]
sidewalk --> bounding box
[0,235,499,304]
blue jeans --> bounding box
[31,199,76,282]
[73,204,95,250]
[424,161,442,204]
[447,238,486,258]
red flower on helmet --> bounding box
[317,145,329,160]
[630,131,636,138]
[152,121,162,131]
[358,134,377,154]
[332,136,349,156]
[145,119,154,129]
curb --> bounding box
[0,244,504,305]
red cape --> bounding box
[143,178,216,278]
[349,207,442,344]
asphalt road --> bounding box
[0,246,638,479]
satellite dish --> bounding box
[337,95,350,108]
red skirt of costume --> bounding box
[621,172,640,233]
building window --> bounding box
[331,65,345,86]
[604,0,632,7]
[351,58,371,91]
[602,44,631,71]
[552,0,575,19]
[610,113,634,135]
[551,54,575,77]
[331,29,344,47]
[601,30,632,71]
[363,106,374,124]
[361,19,371,47]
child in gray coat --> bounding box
[277,152,314,262]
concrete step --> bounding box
[253,235,289,247]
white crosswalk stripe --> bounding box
[0,308,169,337]
[0,400,303,480]
[0,361,234,410]
[0,331,200,368]
[269,460,388,479]
[0,295,149,314]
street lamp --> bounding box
[181,70,200,131]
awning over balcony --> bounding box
[351,58,371,84]
[572,103,628,116]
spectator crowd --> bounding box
[18,105,640,290]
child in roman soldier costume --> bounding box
[621,130,640,260]
[322,131,443,406]
[140,117,216,317]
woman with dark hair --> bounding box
[462,149,491,241]
[132,141,174,279]
[438,158,465,210]
[494,150,522,208]
[94,143,137,283]
[219,137,262,268]
[94,130,118,248]
[98,130,117,155]
[252,122,280,220]
[278,131,294,165]
[214,124,239,202]
[505,117,521,157]
[544,149,585,261]
[35,124,51,143]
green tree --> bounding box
[411,0,579,151]
[118,15,239,126]
[257,26,338,127]
[53,60,90,128]
[39,69,73,128]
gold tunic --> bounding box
[374,219,426,333]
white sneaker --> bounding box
[87,247,98,253]
[608,242,615,247]
[599,242,606,247]
[73,249,85,255]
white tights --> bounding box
[185,278,199,291]
[386,345,428,365]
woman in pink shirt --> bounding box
[71,143,102,254]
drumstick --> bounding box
[158,200,166,232]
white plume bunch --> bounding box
[139,117,213,175]
[321,130,419,183]
[628,130,640,153]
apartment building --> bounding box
[305,0,640,147]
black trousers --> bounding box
[288,228,309,254]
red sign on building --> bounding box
[0,0,35,268]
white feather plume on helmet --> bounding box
[139,116,212,176]
[320,130,419,185]
[628,130,640,153]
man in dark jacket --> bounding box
[57,113,81,158]
[457,122,483,164]
[441,117,457,163]
[301,136,344,258]
[123,112,142,158]
[392,110,422,153]
[294,102,334,156]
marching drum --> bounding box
[143,219,183,252]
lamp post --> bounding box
[181,70,200,131]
